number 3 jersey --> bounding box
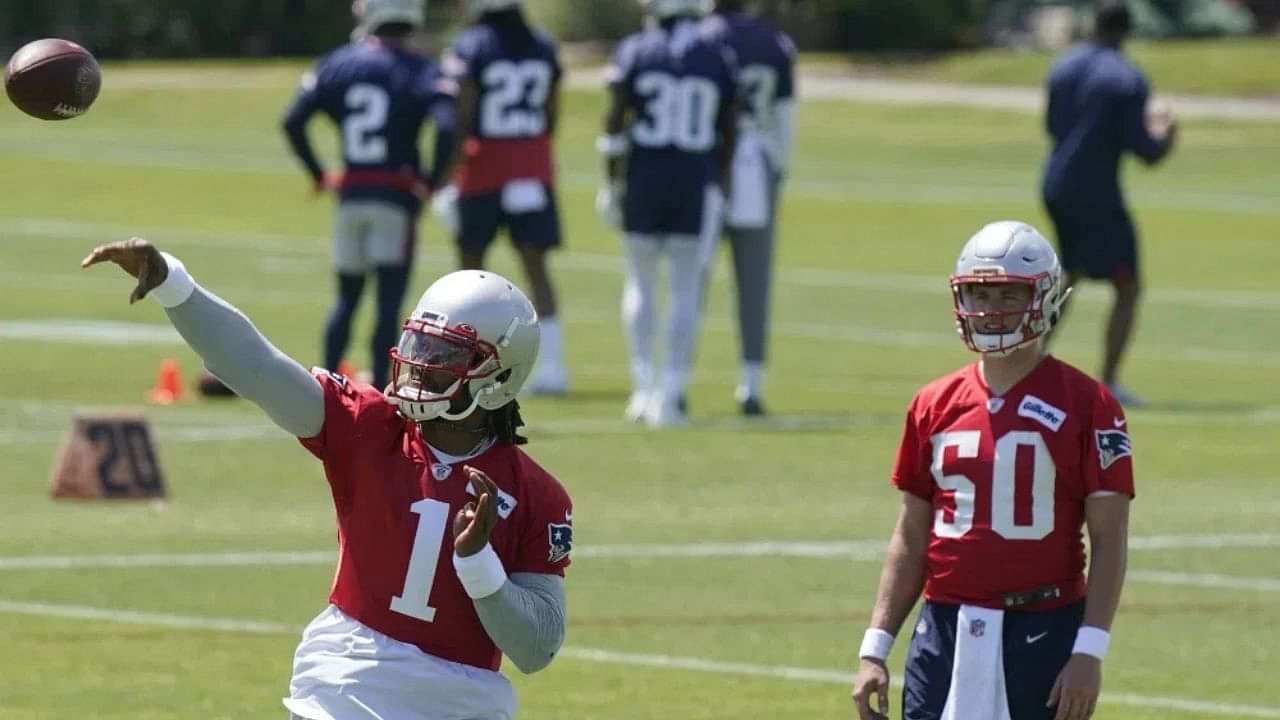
[298,370,573,671]
[442,23,562,196]
[891,355,1134,609]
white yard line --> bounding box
[0,598,1275,717]
[2,534,1278,575]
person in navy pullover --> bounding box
[1041,1,1176,407]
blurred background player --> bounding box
[434,0,569,396]
[1040,1,1177,408]
[83,238,573,720]
[282,0,457,390]
[708,0,796,416]
[598,0,738,427]
[851,222,1133,720]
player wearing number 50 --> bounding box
[599,0,739,427]
[282,0,457,391]
[851,222,1134,720]
[434,0,570,396]
[81,239,572,720]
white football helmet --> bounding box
[387,271,540,422]
[465,0,521,18]
[354,0,425,32]
[641,0,713,19]
[950,221,1070,356]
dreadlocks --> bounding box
[487,400,528,446]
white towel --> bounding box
[941,605,1012,720]
[501,179,549,214]
[727,132,770,229]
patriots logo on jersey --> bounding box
[547,522,573,564]
[1095,429,1132,470]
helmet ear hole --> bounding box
[496,369,513,384]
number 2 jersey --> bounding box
[298,370,573,671]
[283,39,457,212]
[443,22,562,196]
[607,18,738,236]
[891,355,1135,609]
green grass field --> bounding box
[1,61,1278,719]
[805,38,1280,97]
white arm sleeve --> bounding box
[472,572,567,674]
[161,269,324,438]
[769,99,796,175]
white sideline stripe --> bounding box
[3,534,1279,571]
[0,600,1276,719]
[0,320,183,345]
[1128,570,1280,593]
[11,217,1280,311]
[0,600,295,634]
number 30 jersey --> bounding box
[891,355,1135,609]
[607,18,738,235]
[443,24,562,195]
[298,370,573,671]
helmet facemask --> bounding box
[951,272,1065,357]
[387,317,502,423]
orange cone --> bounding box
[148,359,183,405]
[337,361,357,379]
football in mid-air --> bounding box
[5,38,102,121]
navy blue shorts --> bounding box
[1044,201,1139,282]
[903,600,1085,720]
[456,184,561,257]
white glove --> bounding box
[431,184,460,237]
[595,182,624,229]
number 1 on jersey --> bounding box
[389,498,451,622]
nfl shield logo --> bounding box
[547,522,573,564]
[970,619,986,638]
[431,463,452,481]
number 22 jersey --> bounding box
[890,355,1135,609]
[298,370,573,671]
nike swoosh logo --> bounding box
[1114,417,1127,428]
[1026,632,1049,644]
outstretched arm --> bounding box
[81,239,324,438]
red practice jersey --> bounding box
[299,370,573,670]
[891,355,1134,609]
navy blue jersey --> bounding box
[708,11,795,132]
[1041,43,1170,209]
[283,39,456,211]
[443,22,562,140]
[608,18,738,195]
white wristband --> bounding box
[149,252,197,308]
[1072,626,1111,661]
[453,544,508,600]
[859,628,895,662]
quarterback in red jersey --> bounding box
[851,222,1133,720]
[83,237,572,720]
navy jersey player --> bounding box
[851,222,1134,720]
[283,0,457,390]
[708,0,795,416]
[598,0,738,427]
[435,0,569,396]
[1040,2,1176,407]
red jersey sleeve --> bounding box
[891,393,934,500]
[1082,383,1136,498]
[509,457,574,577]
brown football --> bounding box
[5,38,102,121]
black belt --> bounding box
[1001,584,1062,609]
